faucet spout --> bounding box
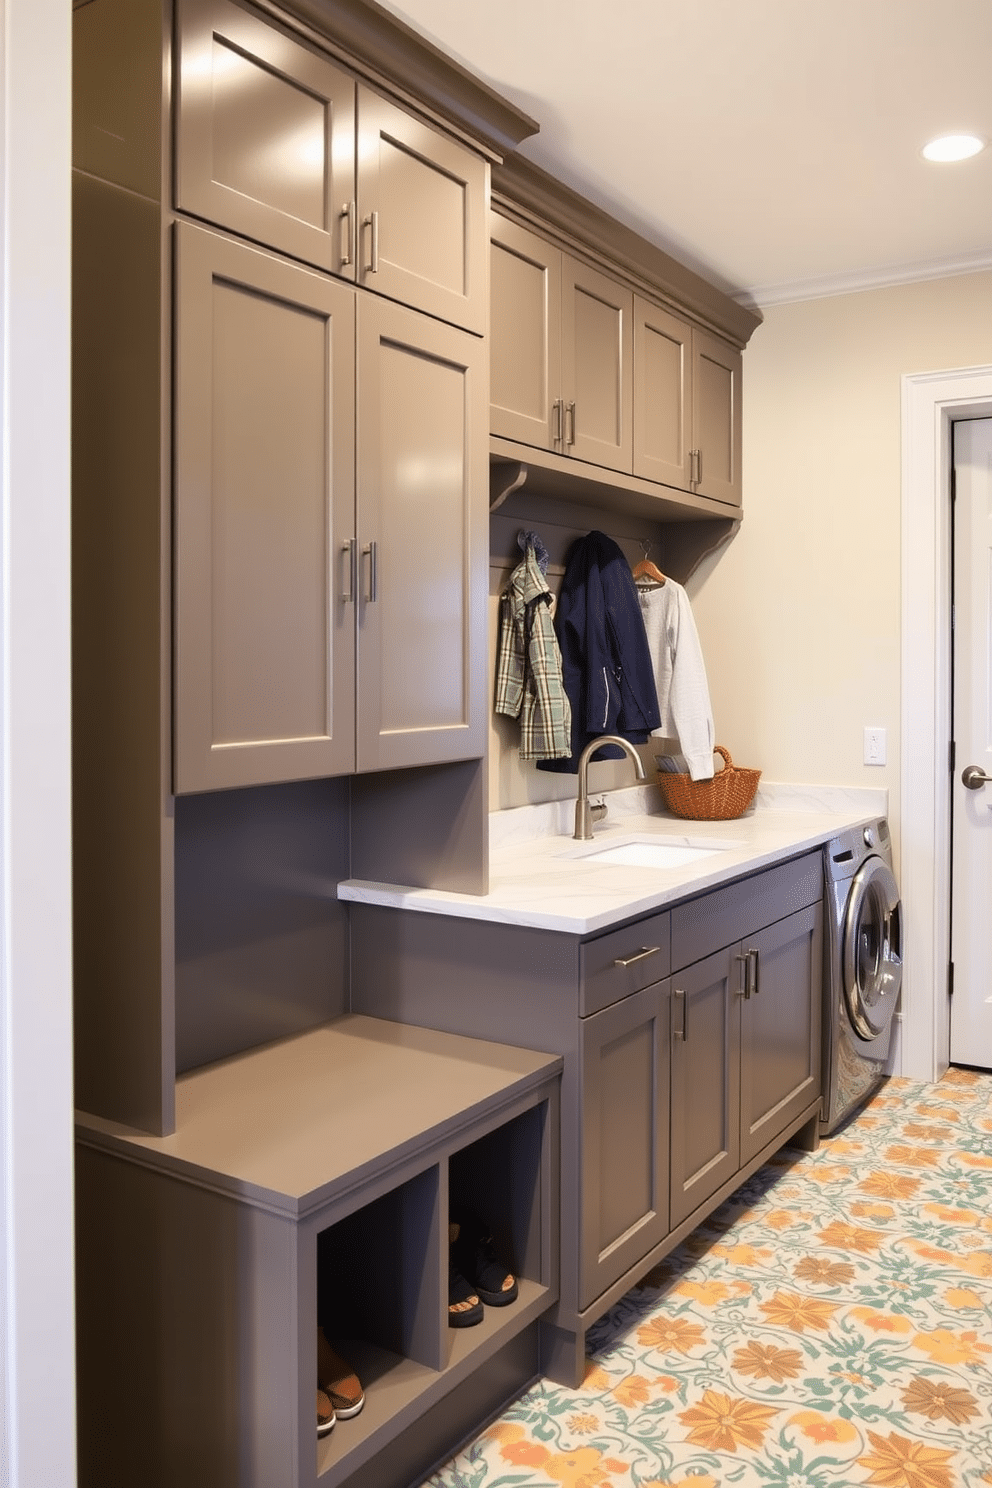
[574,735,646,840]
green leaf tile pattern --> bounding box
[425,1070,992,1488]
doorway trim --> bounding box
[900,364,992,1081]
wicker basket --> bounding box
[656,745,761,821]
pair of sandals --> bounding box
[316,1327,365,1437]
[448,1212,518,1328]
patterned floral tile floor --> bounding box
[424,1069,992,1488]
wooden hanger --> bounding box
[631,540,666,587]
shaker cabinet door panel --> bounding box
[633,298,690,489]
[561,258,633,473]
[692,328,742,508]
[669,947,741,1229]
[739,904,823,1166]
[357,88,488,335]
[580,981,670,1308]
[356,298,487,771]
[489,215,562,450]
[175,0,356,275]
[174,222,356,793]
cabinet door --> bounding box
[174,223,356,793]
[580,981,670,1308]
[489,215,562,450]
[632,297,691,489]
[356,297,487,771]
[669,947,741,1229]
[561,257,633,473]
[356,87,487,335]
[739,903,823,1166]
[175,0,357,276]
[691,328,742,508]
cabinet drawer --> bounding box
[671,851,823,971]
[579,912,670,1016]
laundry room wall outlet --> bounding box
[864,726,887,765]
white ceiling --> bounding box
[380,0,992,307]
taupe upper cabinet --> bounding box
[174,222,357,792]
[175,0,487,334]
[632,300,741,508]
[356,296,488,772]
[175,222,487,793]
[490,214,633,474]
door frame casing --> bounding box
[900,364,992,1081]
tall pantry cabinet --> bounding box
[72,0,525,1133]
[72,3,550,1485]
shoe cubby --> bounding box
[76,1015,560,1488]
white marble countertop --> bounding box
[337,782,888,935]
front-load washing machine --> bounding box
[820,819,903,1135]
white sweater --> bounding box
[637,581,715,780]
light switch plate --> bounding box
[864,726,887,766]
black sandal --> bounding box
[448,1262,484,1327]
[453,1212,518,1307]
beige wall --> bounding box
[694,270,992,828]
[490,270,992,837]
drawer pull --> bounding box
[613,945,660,969]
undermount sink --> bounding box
[567,834,741,869]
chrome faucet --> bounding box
[574,735,646,840]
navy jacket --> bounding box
[537,531,661,774]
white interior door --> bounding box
[950,417,992,1066]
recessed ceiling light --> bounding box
[922,133,986,163]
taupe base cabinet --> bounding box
[75,1017,561,1488]
[351,850,823,1386]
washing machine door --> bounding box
[843,856,903,1040]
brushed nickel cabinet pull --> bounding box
[566,400,576,446]
[612,945,660,969]
[362,541,378,602]
[674,987,687,1041]
[552,398,563,446]
[340,201,356,267]
[341,538,356,602]
[736,951,750,998]
[748,947,760,995]
[364,211,379,273]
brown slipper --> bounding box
[316,1389,335,1437]
[318,1327,365,1419]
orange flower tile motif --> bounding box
[567,1413,600,1436]
[731,1340,804,1382]
[426,1072,992,1488]
[816,1220,885,1253]
[885,1145,942,1168]
[758,1290,838,1333]
[850,1306,914,1335]
[679,1388,778,1453]
[788,1409,860,1444]
[943,1286,983,1308]
[793,1255,856,1286]
[672,1278,732,1306]
[851,1200,896,1220]
[611,1375,651,1409]
[635,1317,706,1355]
[859,1172,923,1199]
[911,1327,992,1365]
[710,1242,772,1266]
[544,1447,614,1486]
[900,1375,978,1424]
[858,1428,956,1488]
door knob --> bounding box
[962,764,992,789]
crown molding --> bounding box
[270,0,539,159]
[741,248,992,309]
[492,153,762,350]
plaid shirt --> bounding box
[494,545,572,760]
